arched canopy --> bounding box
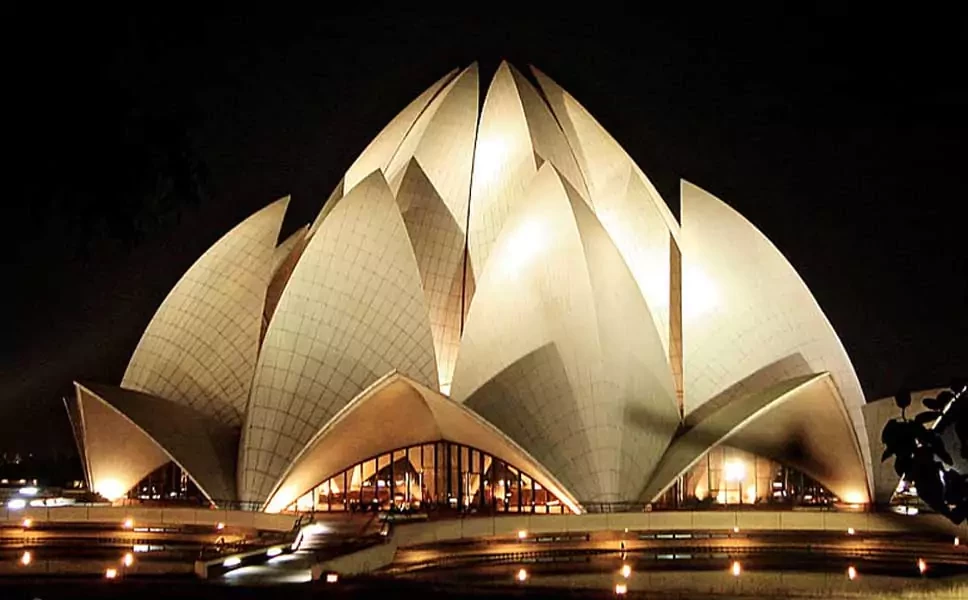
[679,180,872,492]
[641,373,871,505]
[71,382,238,505]
[262,371,581,514]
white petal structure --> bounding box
[467,62,589,284]
[533,67,677,366]
[680,180,872,494]
[263,371,581,514]
[343,69,457,195]
[641,373,870,504]
[122,197,289,426]
[383,64,480,392]
[452,163,678,502]
[240,171,438,505]
[71,382,237,504]
[68,63,878,514]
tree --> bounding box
[881,379,968,523]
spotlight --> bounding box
[516,568,528,582]
[731,561,742,576]
[122,518,134,529]
[20,551,31,566]
[517,530,527,540]
[123,552,134,567]
[105,568,118,579]
[22,518,32,528]
[615,583,628,595]
[847,527,855,535]
[847,566,857,580]
[621,564,631,578]
[918,558,927,574]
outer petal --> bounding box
[70,382,238,505]
[122,197,289,426]
[680,180,872,493]
[263,371,581,514]
[641,373,870,504]
[240,171,437,505]
[453,163,678,502]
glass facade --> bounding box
[286,440,569,514]
[121,462,208,506]
[655,446,839,509]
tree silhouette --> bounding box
[881,379,968,523]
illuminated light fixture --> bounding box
[7,498,26,510]
[122,518,134,529]
[22,518,32,528]
[223,557,241,568]
[19,487,39,496]
[21,551,32,566]
[517,530,528,540]
[516,568,528,582]
[216,522,226,531]
[918,558,927,574]
[621,564,631,578]
[955,537,960,547]
[847,527,855,535]
[326,573,339,583]
[133,545,149,553]
[105,568,118,579]
[732,526,740,533]
[731,561,742,577]
[94,479,127,502]
[123,552,134,567]
[266,547,283,558]
[615,583,628,595]
[723,460,746,483]
[847,566,857,580]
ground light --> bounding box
[731,561,741,576]
[621,564,631,578]
[516,568,528,582]
[105,568,118,579]
[518,530,528,540]
[22,518,32,528]
[956,537,960,547]
[122,518,134,529]
[20,551,31,566]
[615,583,628,595]
[918,558,927,574]
[847,527,855,535]
[847,566,857,580]
[123,552,134,567]
[326,573,339,583]
[732,526,740,533]
[216,522,225,531]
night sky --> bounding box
[4,14,965,462]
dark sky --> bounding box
[3,14,966,459]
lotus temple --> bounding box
[66,61,914,519]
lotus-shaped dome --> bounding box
[68,62,875,512]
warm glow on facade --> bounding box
[65,61,876,514]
